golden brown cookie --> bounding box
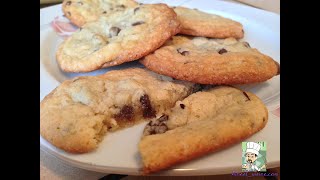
[40,68,197,153]
[174,6,244,38]
[62,0,138,27]
[140,36,280,85]
[56,4,181,72]
[139,86,268,174]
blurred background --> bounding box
[40,0,280,14]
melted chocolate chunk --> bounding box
[66,1,71,5]
[132,21,145,26]
[117,4,126,8]
[158,114,168,122]
[114,105,134,121]
[143,114,169,136]
[180,104,185,109]
[218,48,227,54]
[140,94,156,118]
[242,92,251,101]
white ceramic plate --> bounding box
[40,0,280,175]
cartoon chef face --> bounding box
[245,152,258,164]
[245,142,260,164]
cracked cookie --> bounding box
[62,0,138,27]
[56,3,181,72]
[173,6,244,38]
[62,1,243,39]
[139,86,268,173]
[140,36,280,85]
[40,68,196,153]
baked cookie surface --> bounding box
[139,86,268,173]
[40,68,196,153]
[62,0,138,27]
[57,3,180,72]
[140,36,280,85]
[174,6,244,38]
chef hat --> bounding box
[246,142,261,155]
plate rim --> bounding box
[41,137,280,175]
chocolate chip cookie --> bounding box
[56,4,181,72]
[174,6,244,38]
[139,86,268,173]
[140,36,280,85]
[62,0,138,27]
[40,68,197,153]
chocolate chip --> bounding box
[242,29,244,33]
[139,3,143,5]
[172,6,176,9]
[109,27,121,37]
[134,7,140,14]
[218,48,227,54]
[158,114,168,122]
[117,4,126,8]
[143,114,169,136]
[57,127,60,130]
[180,104,185,109]
[66,1,72,5]
[181,51,190,56]
[243,42,250,48]
[140,94,156,118]
[250,122,255,128]
[102,11,107,14]
[242,92,251,101]
[114,105,134,121]
[198,84,206,91]
[132,21,145,26]
[263,117,266,122]
[67,12,71,16]
[177,48,190,56]
[195,84,213,92]
[78,2,83,5]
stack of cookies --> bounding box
[41,0,280,174]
